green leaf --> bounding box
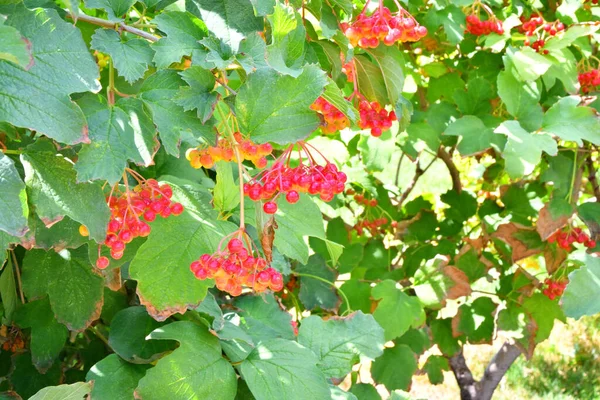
[0,256,17,325]
[350,383,381,400]
[297,312,385,379]
[339,279,372,314]
[545,24,600,51]
[272,194,326,264]
[236,65,327,144]
[508,47,553,81]
[86,354,149,400]
[85,0,136,19]
[562,254,600,319]
[196,291,224,330]
[249,0,274,15]
[453,77,493,116]
[14,298,68,372]
[438,5,466,45]
[129,179,236,320]
[11,353,61,399]
[354,55,388,105]
[75,94,155,184]
[444,116,498,156]
[235,293,295,343]
[216,319,255,362]
[423,355,449,385]
[90,29,154,83]
[541,96,600,146]
[214,161,240,216]
[151,12,207,68]
[186,0,263,53]
[174,66,218,123]
[405,123,441,154]
[522,293,565,342]
[452,297,497,344]
[29,382,92,400]
[0,153,28,236]
[371,280,424,341]
[240,338,331,400]
[430,318,461,356]
[296,254,339,311]
[371,345,417,392]
[358,130,395,172]
[0,6,100,145]
[108,306,175,363]
[321,77,358,122]
[497,70,543,132]
[266,3,305,77]
[21,247,104,331]
[365,45,405,105]
[495,121,558,178]
[455,248,486,282]
[0,24,32,68]
[139,70,214,156]
[137,321,237,400]
[20,151,110,243]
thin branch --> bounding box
[395,152,405,186]
[586,153,600,201]
[438,147,462,193]
[10,251,25,304]
[69,13,160,42]
[478,341,522,400]
[571,149,585,204]
[215,76,238,96]
[398,155,436,206]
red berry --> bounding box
[263,201,278,214]
[171,203,184,215]
[228,238,244,254]
[96,256,109,269]
[285,190,300,204]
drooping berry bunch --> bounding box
[190,230,283,296]
[83,174,183,269]
[243,142,347,214]
[358,100,396,137]
[347,190,395,237]
[465,14,504,36]
[547,227,596,251]
[519,14,565,54]
[311,97,350,134]
[342,4,427,48]
[578,69,600,94]
[542,278,567,300]
[186,133,273,169]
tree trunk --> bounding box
[449,341,522,400]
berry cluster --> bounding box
[311,97,350,134]
[84,178,183,269]
[347,191,394,237]
[190,232,283,296]
[95,52,109,70]
[542,278,567,300]
[342,6,427,48]
[520,15,565,54]
[358,100,396,137]
[578,69,600,94]
[465,14,504,36]
[187,133,273,169]
[244,142,347,214]
[547,227,596,251]
[342,58,355,82]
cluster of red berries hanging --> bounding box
[519,14,565,54]
[342,4,427,48]
[311,97,350,134]
[190,230,283,296]
[547,227,596,251]
[578,69,600,94]
[348,191,393,236]
[83,177,183,269]
[465,14,504,36]
[244,142,347,214]
[186,133,273,169]
[542,278,567,300]
[358,100,396,137]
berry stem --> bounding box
[292,272,352,314]
[107,58,115,106]
[1,149,20,155]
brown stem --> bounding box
[69,13,160,42]
[449,350,478,400]
[438,147,462,193]
[478,342,522,400]
[10,251,25,304]
[586,153,600,201]
[398,155,436,206]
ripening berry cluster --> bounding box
[354,217,389,236]
[353,193,378,208]
[542,278,567,300]
[190,236,283,296]
[465,14,504,36]
[358,100,396,137]
[547,227,596,251]
[578,69,600,94]
[520,15,565,54]
[342,59,355,82]
[519,14,544,36]
[90,180,183,269]
[311,97,350,134]
[342,6,427,48]
[244,145,347,214]
[187,133,273,169]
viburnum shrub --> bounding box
[1,1,600,400]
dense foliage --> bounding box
[0,0,600,399]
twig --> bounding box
[586,153,600,201]
[438,147,462,193]
[10,251,25,304]
[68,13,160,42]
[398,155,437,206]
[215,76,238,96]
[89,325,112,349]
[395,152,405,186]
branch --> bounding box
[438,147,462,193]
[69,13,160,42]
[586,153,600,201]
[571,149,585,204]
[478,341,522,400]
[449,350,478,400]
[398,155,436,206]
